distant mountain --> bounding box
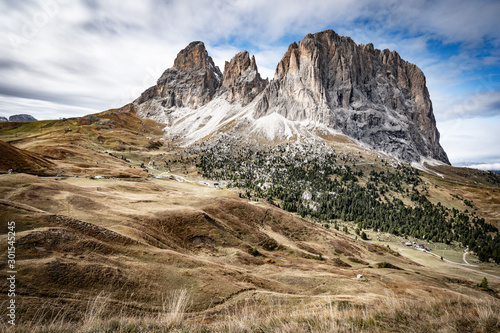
[134,30,449,165]
[0,117,7,122]
[8,114,37,122]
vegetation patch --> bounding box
[348,257,369,265]
[331,258,352,268]
[377,261,402,270]
[198,141,499,263]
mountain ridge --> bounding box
[0,114,37,122]
[134,30,449,165]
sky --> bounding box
[1,0,500,169]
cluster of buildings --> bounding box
[403,242,431,252]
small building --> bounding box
[199,181,221,187]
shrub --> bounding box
[480,277,489,290]
[250,247,260,256]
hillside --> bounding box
[0,106,499,332]
[0,173,499,332]
[0,140,57,176]
[0,104,161,178]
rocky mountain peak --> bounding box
[8,114,37,122]
[222,51,252,85]
[221,51,267,105]
[173,41,214,71]
[135,41,222,111]
[250,55,258,71]
[275,42,298,79]
[133,30,449,165]
[255,29,449,164]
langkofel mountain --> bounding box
[134,30,449,165]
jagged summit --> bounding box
[136,41,222,111]
[134,30,450,165]
[172,41,214,71]
[255,30,449,164]
[221,51,268,106]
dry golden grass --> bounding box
[0,104,162,178]
[1,107,499,332]
[2,289,498,333]
[1,174,498,333]
[423,165,500,228]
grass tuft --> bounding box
[2,289,499,332]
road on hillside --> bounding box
[361,239,499,281]
[463,251,473,265]
[426,251,499,280]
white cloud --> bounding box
[434,90,500,121]
[380,0,500,46]
[0,95,98,120]
[1,0,499,164]
[2,0,499,112]
[438,115,500,164]
[466,163,500,171]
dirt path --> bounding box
[463,251,471,265]
[426,251,500,281]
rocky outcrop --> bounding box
[0,117,7,122]
[254,30,449,164]
[221,51,268,105]
[8,114,37,122]
[133,30,449,165]
[135,41,222,111]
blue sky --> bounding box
[1,0,500,168]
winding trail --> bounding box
[463,251,471,265]
[366,239,499,281]
[425,251,499,280]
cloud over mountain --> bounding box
[1,0,499,164]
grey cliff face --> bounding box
[136,41,222,110]
[133,30,450,165]
[8,114,37,122]
[0,117,7,122]
[221,51,268,106]
[255,30,449,164]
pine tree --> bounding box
[480,277,488,290]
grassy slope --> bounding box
[0,107,499,332]
[423,164,500,229]
[0,104,163,178]
[0,174,499,332]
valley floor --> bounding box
[0,174,498,332]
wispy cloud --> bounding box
[436,89,500,121]
[466,163,500,171]
[0,95,97,120]
[439,116,500,164]
[1,0,499,163]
